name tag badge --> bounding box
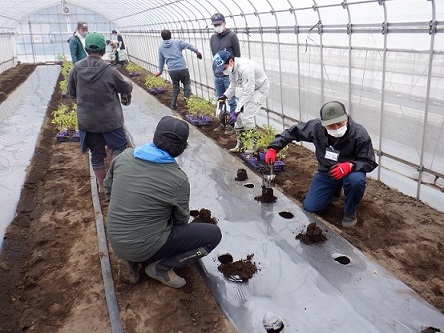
[325,147,340,161]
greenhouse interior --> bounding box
[0,0,443,332]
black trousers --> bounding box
[143,223,221,265]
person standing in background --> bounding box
[68,32,133,193]
[69,21,88,63]
[111,30,127,66]
[210,13,241,135]
[156,29,202,110]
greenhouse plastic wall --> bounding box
[0,0,443,210]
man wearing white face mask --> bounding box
[213,50,270,153]
[210,13,241,134]
[265,101,377,228]
[69,21,88,63]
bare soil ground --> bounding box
[0,63,442,333]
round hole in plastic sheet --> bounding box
[218,253,233,264]
[278,211,294,219]
[333,255,351,265]
[189,210,199,217]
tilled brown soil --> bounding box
[0,63,442,333]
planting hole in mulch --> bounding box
[279,211,294,219]
[218,254,234,265]
[235,168,248,181]
[244,183,254,188]
[254,186,277,203]
[263,311,285,333]
[191,208,218,224]
[189,209,199,217]
[217,253,259,282]
[333,255,351,265]
[421,327,442,333]
[296,222,327,244]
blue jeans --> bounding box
[303,171,366,216]
[214,75,236,114]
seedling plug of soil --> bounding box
[254,186,277,203]
[217,253,259,282]
[296,222,327,244]
[235,168,248,181]
[191,208,218,224]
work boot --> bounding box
[94,169,106,193]
[224,125,235,135]
[342,211,357,228]
[118,259,140,284]
[213,124,225,132]
[145,262,186,288]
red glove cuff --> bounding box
[265,148,278,164]
[329,162,353,180]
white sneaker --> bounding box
[342,212,357,228]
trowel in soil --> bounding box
[216,99,229,126]
[263,162,276,189]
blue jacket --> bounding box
[158,39,198,73]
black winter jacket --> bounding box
[68,56,132,133]
[268,116,378,174]
[210,28,240,76]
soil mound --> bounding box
[235,168,248,181]
[254,186,277,203]
[191,208,218,224]
[218,254,258,282]
[296,222,327,244]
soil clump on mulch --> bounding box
[217,253,259,282]
[191,208,218,224]
[254,186,277,203]
[296,222,328,244]
[235,168,248,181]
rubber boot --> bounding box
[145,247,209,288]
[229,128,245,153]
[94,168,106,193]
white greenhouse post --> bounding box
[344,1,352,114]
[246,0,268,124]
[287,1,303,124]
[417,0,437,200]
[377,0,388,182]
[265,0,285,127]
[313,2,324,103]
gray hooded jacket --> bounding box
[68,56,133,132]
